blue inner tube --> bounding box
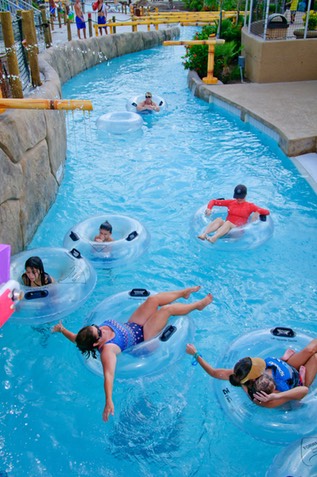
[266,436,317,477]
[192,204,274,250]
[96,111,143,134]
[126,95,167,115]
[214,327,317,444]
[63,214,150,269]
[10,247,97,325]
[80,289,192,380]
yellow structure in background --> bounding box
[164,39,225,85]
[0,98,93,112]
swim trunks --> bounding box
[76,16,86,29]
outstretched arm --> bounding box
[253,386,309,408]
[52,322,77,343]
[186,344,232,380]
[100,346,117,422]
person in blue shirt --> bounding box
[186,338,317,408]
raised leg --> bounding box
[286,339,317,370]
[129,286,201,326]
[143,293,213,340]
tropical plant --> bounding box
[303,10,317,30]
[182,18,243,83]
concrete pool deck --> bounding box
[50,17,317,192]
[196,80,317,193]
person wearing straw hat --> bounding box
[186,340,317,408]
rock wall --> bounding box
[0,27,180,254]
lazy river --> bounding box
[1,27,317,477]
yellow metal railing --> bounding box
[164,39,225,85]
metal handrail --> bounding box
[0,0,40,15]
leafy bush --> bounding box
[183,0,204,11]
[303,10,317,30]
[182,18,243,83]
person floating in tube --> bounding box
[136,92,160,113]
[198,184,270,244]
[185,340,317,408]
[94,221,114,243]
[52,286,212,422]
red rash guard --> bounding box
[206,199,270,227]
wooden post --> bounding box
[112,16,116,33]
[57,8,62,28]
[40,6,52,48]
[0,11,23,98]
[62,3,68,25]
[66,18,72,41]
[88,12,93,37]
[203,43,217,84]
[21,10,42,87]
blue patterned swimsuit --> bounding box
[98,319,144,352]
[265,357,302,391]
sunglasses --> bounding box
[92,324,102,340]
[145,95,152,98]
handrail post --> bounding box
[57,8,62,28]
[0,11,23,98]
[21,10,42,88]
[203,43,217,84]
[88,12,93,37]
[40,6,52,48]
[112,16,116,34]
[66,17,72,41]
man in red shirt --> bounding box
[198,184,270,244]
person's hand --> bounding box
[52,321,63,333]
[103,401,114,422]
[253,391,279,403]
[205,209,211,216]
[186,343,197,356]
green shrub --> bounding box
[182,19,243,84]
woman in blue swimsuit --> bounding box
[53,286,212,422]
[186,339,317,408]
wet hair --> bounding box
[248,374,275,400]
[75,326,99,359]
[23,256,47,286]
[229,357,252,386]
[99,221,112,233]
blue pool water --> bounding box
[1,28,317,476]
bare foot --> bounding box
[206,237,215,244]
[281,348,295,361]
[184,286,201,299]
[197,293,213,310]
[198,235,206,241]
[299,365,306,385]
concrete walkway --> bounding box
[49,15,317,192]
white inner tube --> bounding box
[10,247,96,325]
[192,204,274,250]
[80,289,191,380]
[214,327,317,444]
[96,111,143,134]
[266,437,317,477]
[63,214,150,269]
[126,95,167,114]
